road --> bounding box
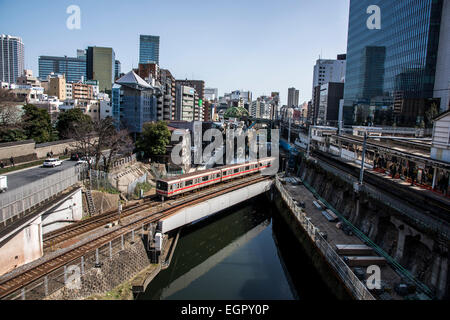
[4,160,78,192]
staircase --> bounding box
[85,187,96,216]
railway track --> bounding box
[0,175,271,299]
[43,195,160,251]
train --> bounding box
[156,157,277,198]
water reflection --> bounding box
[137,196,334,300]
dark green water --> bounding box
[137,195,336,300]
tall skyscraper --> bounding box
[343,0,445,126]
[139,35,160,65]
[115,60,121,80]
[86,46,115,92]
[0,34,25,84]
[287,87,299,107]
[39,53,86,82]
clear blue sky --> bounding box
[0,0,350,104]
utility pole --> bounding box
[359,132,367,185]
[118,200,123,225]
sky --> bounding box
[0,0,350,105]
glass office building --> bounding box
[139,35,160,65]
[343,0,444,126]
[38,55,86,82]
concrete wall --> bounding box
[0,216,43,276]
[0,141,36,162]
[158,180,273,234]
[41,189,83,234]
[35,140,78,159]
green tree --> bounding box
[22,104,55,143]
[136,121,171,158]
[56,108,92,139]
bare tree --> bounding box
[68,117,133,172]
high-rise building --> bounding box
[86,46,115,92]
[309,55,346,124]
[112,71,157,133]
[176,85,203,121]
[287,87,299,107]
[343,0,446,126]
[39,54,87,83]
[136,63,160,84]
[115,60,121,80]
[160,69,176,120]
[176,79,205,120]
[0,34,25,84]
[317,82,344,125]
[139,35,160,65]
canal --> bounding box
[137,195,336,300]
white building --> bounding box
[312,57,346,92]
[66,83,73,99]
[204,87,218,102]
[431,110,450,163]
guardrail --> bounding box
[274,176,375,300]
[0,166,82,228]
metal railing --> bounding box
[0,166,82,227]
[275,176,375,300]
[3,225,149,300]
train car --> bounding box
[258,157,277,173]
[156,168,222,198]
[220,160,260,182]
[156,157,278,198]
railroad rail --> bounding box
[0,175,271,300]
[43,196,159,251]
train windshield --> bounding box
[156,181,168,191]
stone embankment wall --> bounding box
[47,239,151,300]
[299,159,449,299]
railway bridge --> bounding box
[0,173,274,300]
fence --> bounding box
[3,224,151,300]
[127,174,148,196]
[0,166,82,228]
[88,169,115,191]
[275,176,375,300]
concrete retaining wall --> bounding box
[158,179,273,234]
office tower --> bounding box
[112,71,157,133]
[310,55,346,124]
[136,63,160,84]
[39,52,86,83]
[0,34,25,84]
[287,88,299,107]
[343,0,445,126]
[86,46,115,92]
[317,82,344,125]
[139,35,160,65]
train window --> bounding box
[202,176,209,182]
[156,181,168,191]
[245,166,250,171]
[185,180,193,186]
[234,168,239,173]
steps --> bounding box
[85,188,96,216]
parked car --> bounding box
[70,153,85,161]
[0,175,7,193]
[43,158,63,167]
[76,157,94,165]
